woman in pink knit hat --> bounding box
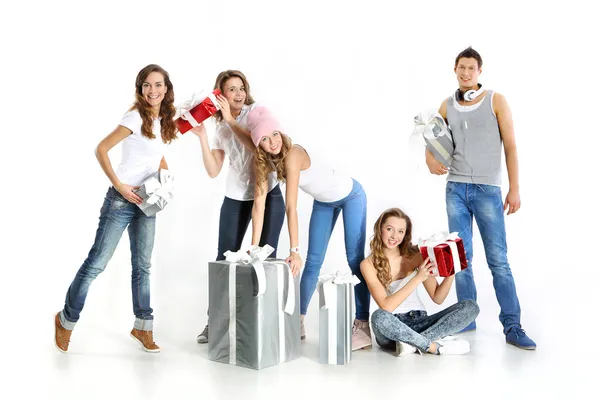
[247,106,372,351]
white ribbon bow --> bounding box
[176,90,221,127]
[418,231,459,247]
[318,271,360,310]
[224,244,274,296]
[418,231,462,276]
[413,110,450,140]
[144,169,174,208]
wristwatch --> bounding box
[289,247,300,254]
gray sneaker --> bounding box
[197,325,209,344]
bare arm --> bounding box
[281,147,304,276]
[284,149,303,251]
[494,93,521,215]
[251,178,269,246]
[404,251,454,304]
[95,125,131,187]
[95,125,142,204]
[360,257,434,312]
[425,99,449,175]
[190,124,226,178]
[422,272,455,305]
[227,120,255,151]
[216,95,255,151]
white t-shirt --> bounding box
[213,103,277,201]
[115,110,167,186]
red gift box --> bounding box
[176,89,221,134]
[419,232,468,277]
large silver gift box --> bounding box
[208,256,300,370]
[413,112,454,168]
[317,272,360,365]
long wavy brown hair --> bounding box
[130,64,178,143]
[369,208,420,291]
[213,70,255,124]
[254,133,293,194]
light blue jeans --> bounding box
[446,181,522,334]
[59,187,156,331]
[371,300,479,352]
[299,179,370,320]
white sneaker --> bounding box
[437,339,470,355]
[394,341,416,357]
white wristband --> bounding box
[290,247,300,254]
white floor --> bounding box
[3,283,592,400]
[4,213,597,399]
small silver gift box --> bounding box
[135,169,174,217]
[208,246,301,370]
[413,111,454,168]
[317,272,360,365]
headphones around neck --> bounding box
[455,83,484,102]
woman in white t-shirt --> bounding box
[360,208,479,356]
[247,106,372,351]
[192,70,285,344]
[54,64,178,354]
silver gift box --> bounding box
[208,258,301,370]
[135,169,173,217]
[414,112,454,168]
[318,277,356,365]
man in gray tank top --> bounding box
[425,47,536,350]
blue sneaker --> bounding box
[459,321,476,333]
[506,326,536,350]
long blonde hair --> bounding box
[369,208,420,290]
[254,133,293,194]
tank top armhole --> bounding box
[293,144,311,170]
[490,91,496,117]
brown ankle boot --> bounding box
[54,313,73,353]
[130,328,160,353]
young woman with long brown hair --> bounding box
[246,106,372,351]
[54,64,178,354]
[361,208,479,356]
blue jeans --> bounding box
[371,300,479,352]
[300,179,370,320]
[60,187,156,331]
[446,181,521,334]
[216,184,285,260]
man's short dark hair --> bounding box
[455,47,483,68]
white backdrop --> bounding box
[2,0,598,397]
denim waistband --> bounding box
[108,186,127,201]
[403,310,428,318]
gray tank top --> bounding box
[446,91,502,186]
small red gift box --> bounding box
[176,89,222,134]
[418,232,468,277]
